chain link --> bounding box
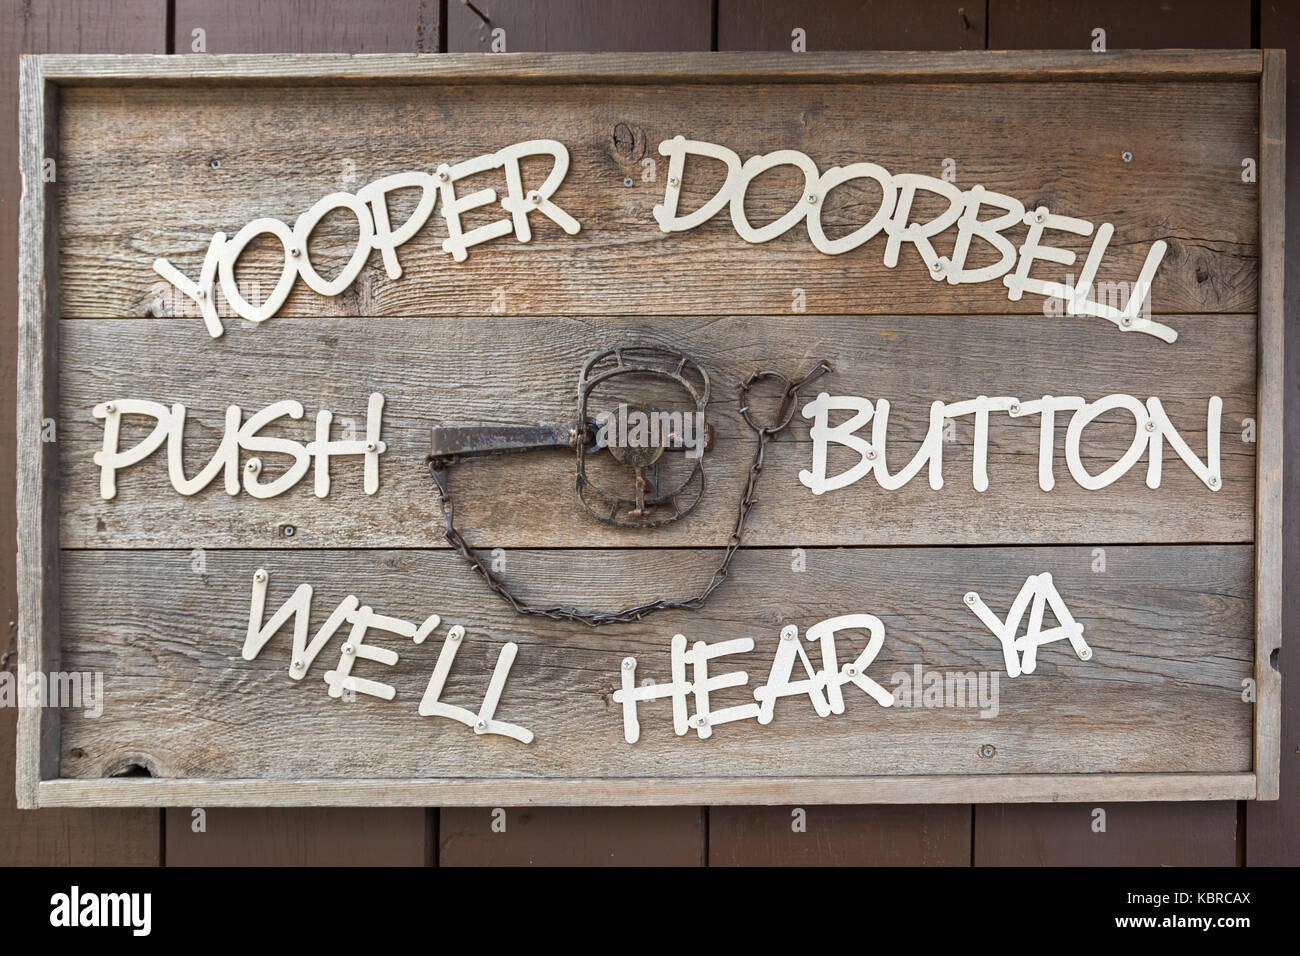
[428,359,832,627]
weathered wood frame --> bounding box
[16,50,1285,808]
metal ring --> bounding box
[738,371,796,434]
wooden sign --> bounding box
[16,51,1284,807]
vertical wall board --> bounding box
[711,0,984,867]
[158,0,437,868]
[165,808,430,866]
[172,0,439,54]
[1248,3,1298,866]
[445,0,712,864]
[709,806,972,866]
[717,0,986,51]
[1,0,163,866]
[439,807,705,866]
[974,803,1240,866]
[446,0,712,52]
[973,0,1257,866]
[988,0,1252,49]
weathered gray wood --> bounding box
[55,545,1253,790]
[56,313,1256,549]
[37,773,1258,808]
[34,50,1265,84]
[54,78,1258,318]
[1254,50,1286,802]
[16,58,61,809]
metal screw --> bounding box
[253,569,267,582]
[1010,402,1021,415]
[526,190,541,204]
[964,591,978,605]
[622,176,633,187]
[290,247,301,258]
[979,744,996,758]
[245,459,260,472]
[292,658,304,671]
[668,177,680,187]
[782,629,795,641]
[930,258,943,273]
[1122,150,1133,163]
[845,665,857,676]
[103,402,116,413]
[865,448,877,460]
[475,719,487,731]
[282,524,296,537]
[1144,419,1156,432]
[806,193,818,204]
[342,643,355,655]
[1120,315,1133,328]
[365,440,377,452]
[1208,475,1220,488]
[437,168,450,182]
[697,716,709,728]
[622,657,635,670]
[450,628,463,642]
[1034,208,1047,224]
[210,159,221,169]
[1079,648,1093,660]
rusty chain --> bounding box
[427,359,832,627]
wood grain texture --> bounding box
[974,801,1240,865]
[56,313,1256,549]
[1248,4,1299,866]
[1252,50,1285,802]
[709,804,971,864]
[157,0,442,870]
[439,806,704,864]
[719,0,985,51]
[54,545,1253,787]
[989,0,1253,51]
[173,0,438,54]
[55,77,1258,318]
[164,807,430,865]
[34,50,1266,84]
[1,0,164,860]
[36,774,1258,808]
[447,0,712,53]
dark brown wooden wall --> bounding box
[2,0,1292,866]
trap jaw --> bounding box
[427,345,713,529]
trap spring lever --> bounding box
[428,349,832,626]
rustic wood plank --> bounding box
[718,0,985,51]
[173,0,438,54]
[37,774,1258,808]
[1248,7,1299,866]
[709,804,971,864]
[974,801,1240,865]
[53,545,1253,787]
[34,50,1266,85]
[156,0,440,870]
[16,54,60,812]
[56,313,1256,549]
[55,77,1259,318]
[164,807,430,864]
[1,0,164,860]
[1253,50,1285,803]
[714,0,986,872]
[439,806,704,864]
[989,0,1253,51]
[447,0,712,53]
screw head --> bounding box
[1122,150,1133,163]
[292,658,304,671]
[245,459,260,472]
[253,568,267,582]
[1208,475,1220,488]
[475,719,487,731]
[980,744,996,758]
[622,176,633,187]
[210,159,221,169]
[865,448,877,461]
[1144,419,1156,432]
[282,525,296,537]
[437,168,450,182]
[622,657,635,670]
[964,591,978,605]
[449,627,463,641]
[342,643,355,655]
[1033,207,1047,224]
[1120,315,1133,328]
[806,193,818,204]
[1010,402,1021,415]
[782,629,795,641]
[668,177,680,187]
[845,665,857,676]
[1079,647,1093,660]
[103,402,116,413]
[526,190,541,204]
[365,440,377,452]
[289,247,301,258]
[697,716,709,728]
